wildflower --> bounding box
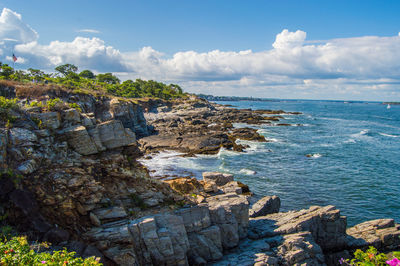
[387,258,400,266]
[339,258,346,265]
[41,261,46,264]
[368,252,374,259]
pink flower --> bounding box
[386,258,400,266]
[41,261,46,264]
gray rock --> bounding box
[203,172,234,186]
[63,125,99,155]
[249,205,347,251]
[63,108,81,123]
[9,128,37,145]
[103,246,138,266]
[175,205,211,233]
[82,245,105,263]
[277,232,326,266]
[207,193,249,248]
[32,112,61,129]
[249,195,280,218]
[93,206,127,220]
[90,212,101,226]
[17,159,38,174]
[96,120,136,149]
[346,219,400,250]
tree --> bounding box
[79,70,95,79]
[0,64,14,79]
[97,73,120,84]
[55,64,78,77]
[28,68,45,81]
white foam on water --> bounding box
[349,129,373,141]
[239,168,257,175]
[235,139,266,152]
[379,132,399,138]
[307,153,322,158]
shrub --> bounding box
[46,98,64,111]
[340,246,400,266]
[0,236,102,265]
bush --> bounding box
[340,246,400,266]
[0,236,101,265]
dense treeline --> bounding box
[0,62,185,100]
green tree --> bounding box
[0,64,14,79]
[79,69,96,79]
[55,63,78,77]
[97,73,120,84]
[28,68,45,81]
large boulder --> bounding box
[249,195,281,218]
[96,120,136,149]
[346,219,400,250]
[248,205,347,251]
[62,125,99,155]
[202,172,234,186]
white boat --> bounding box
[387,104,391,109]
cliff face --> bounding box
[0,85,183,261]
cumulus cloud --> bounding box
[15,37,127,71]
[1,7,400,100]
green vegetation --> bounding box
[0,236,101,265]
[0,96,19,124]
[340,246,400,265]
[0,62,186,100]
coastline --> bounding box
[0,83,399,265]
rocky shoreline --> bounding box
[0,83,399,265]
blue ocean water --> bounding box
[141,100,400,226]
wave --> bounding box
[239,168,257,175]
[379,132,399,138]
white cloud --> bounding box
[1,7,400,100]
[77,29,101,34]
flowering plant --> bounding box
[339,246,400,266]
[0,236,101,265]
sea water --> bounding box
[140,100,400,226]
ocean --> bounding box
[140,100,400,226]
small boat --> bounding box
[387,104,391,109]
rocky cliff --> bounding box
[0,83,399,266]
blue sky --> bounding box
[1,1,400,100]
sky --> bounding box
[0,0,400,101]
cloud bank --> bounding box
[1,7,400,100]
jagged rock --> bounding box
[346,219,400,250]
[63,125,99,155]
[248,205,347,251]
[103,246,138,266]
[93,206,127,220]
[206,193,249,248]
[203,172,234,186]
[277,232,326,266]
[63,108,81,123]
[17,159,37,174]
[175,205,211,233]
[87,127,107,152]
[32,112,61,129]
[203,180,218,193]
[249,195,281,218]
[188,225,223,262]
[97,120,136,149]
[90,212,101,226]
[9,127,37,145]
[220,181,243,194]
[209,238,275,266]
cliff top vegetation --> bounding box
[0,62,186,101]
